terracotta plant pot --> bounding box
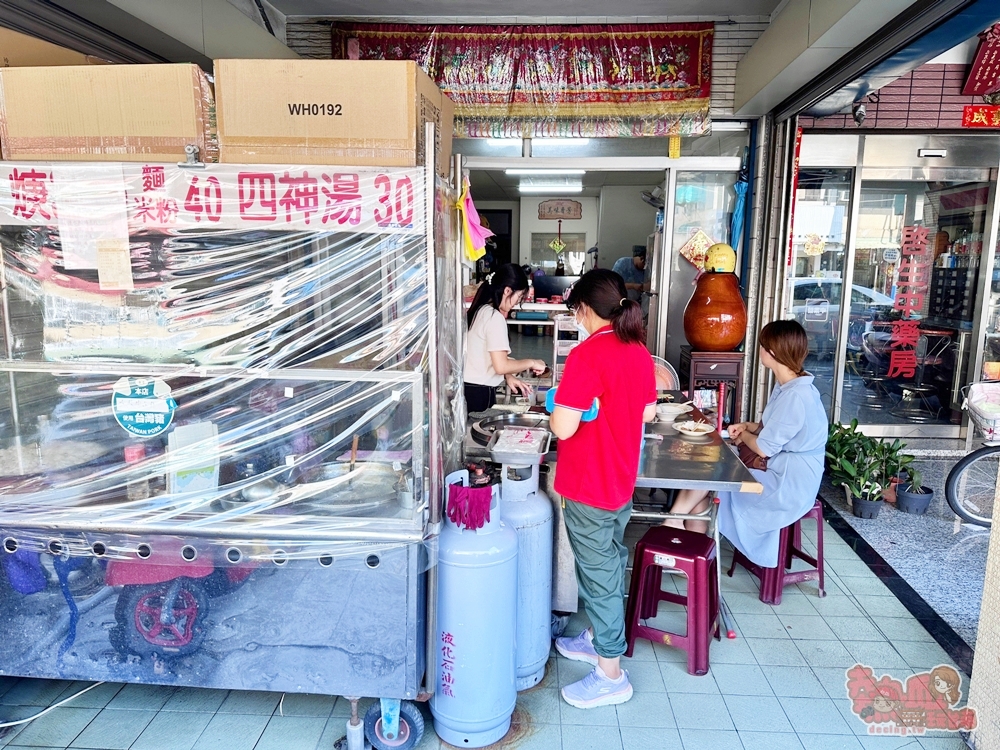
[883,476,904,504]
[896,486,933,515]
[683,272,748,352]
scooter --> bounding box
[105,540,255,659]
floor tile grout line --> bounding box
[817,493,974,675]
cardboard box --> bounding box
[0,27,109,67]
[214,59,453,176]
[0,64,217,162]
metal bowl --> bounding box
[471,413,557,448]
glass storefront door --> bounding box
[786,134,1000,436]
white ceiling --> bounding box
[268,0,781,18]
[471,170,663,201]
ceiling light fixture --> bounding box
[518,184,584,194]
[505,169,586,175]
[486,138,521,147]
[711,121,749,131]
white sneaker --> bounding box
[555,628,598,665]
[561,665,633,709]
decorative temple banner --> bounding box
[332,23,713,138]
[962,23,1000,97]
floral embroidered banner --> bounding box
[332,23,713,138]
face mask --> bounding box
[574,314,589,339]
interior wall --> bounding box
[476,201,520,264]
[597,185,661,269]
[519,197,599,269]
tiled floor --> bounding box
[0,517,972,750]
[822,461,987,650]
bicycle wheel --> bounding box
[945,446,1000,527]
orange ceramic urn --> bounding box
[682,272,747,352]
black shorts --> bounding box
[465,383,497,413]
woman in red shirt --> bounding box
[548,269,657,709]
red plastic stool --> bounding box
[625,527,718,676]
[727,498,826,605]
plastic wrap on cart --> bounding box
[0,163,425,233]
[0,162,458,696]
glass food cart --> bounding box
[0,151,461,745]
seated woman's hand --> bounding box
[728,422,750,441]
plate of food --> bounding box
[671,420,715,437]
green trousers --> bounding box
[563,498,632,659]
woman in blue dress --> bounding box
[666,320,827,567]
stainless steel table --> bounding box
[636,398,763,495]
[463,394,764,626]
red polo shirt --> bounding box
[553,327,656,511]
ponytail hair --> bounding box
[565,268,645,345]
[466,263,529,327]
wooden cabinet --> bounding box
[678,346,745,424]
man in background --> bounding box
[612,245,647,302]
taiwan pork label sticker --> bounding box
[112,377,176,437]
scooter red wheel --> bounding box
[113,579,208,658]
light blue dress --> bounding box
[717,375,828,568]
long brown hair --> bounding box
[565,269,644,345]
[928,665,962,705]
[758,320,809,375]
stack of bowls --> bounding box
[655,402,694,422]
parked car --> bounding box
[787,278,896,357]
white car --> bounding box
[787,278,895,355]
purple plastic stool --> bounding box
[727,498,826,605]
[625,527,718,676]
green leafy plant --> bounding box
[904,467,927,495]
[825,420,915,502]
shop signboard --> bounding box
[0,163,425,235]
[538,199,582,220]
[962,105,1000,129]
[962,23,1000,97]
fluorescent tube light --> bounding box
[486,138,521,147]
[712,121,749,131]
[505,169,586,175]
[533,138,591,146]
[518,185,584,194]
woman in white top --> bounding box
[464,264,546,413]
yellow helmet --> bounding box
[705,243,737,273]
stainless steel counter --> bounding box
[464,397,763,495]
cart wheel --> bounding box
[114,580,208,658]
[364,700,424,750]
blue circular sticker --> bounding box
[112,377,177,437]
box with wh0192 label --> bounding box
[215,59,454,176]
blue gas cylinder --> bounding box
[431,470,518,748]
[498,463,553,691]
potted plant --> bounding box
[882,441,912,504]
[896,466,934,515]
[825,420,891,519]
